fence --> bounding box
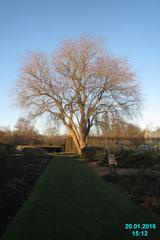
[65,136,160,153]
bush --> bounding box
[81,146,107,161]
[119,172,160,215]
[115,149,157,168]
[0,143,16,154]
[129,151,156,167]
[0,143,16,163]
[0,145,8,161]
[22,147,47,159]
[115,149,134,167]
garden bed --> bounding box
[117,170,160,218]
[0,153,51,237]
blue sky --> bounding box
[0,0,160,132]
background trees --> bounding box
[0,127,13,144]
[13,117,39,145]
[100,120,144,138]
[15,36,141,154]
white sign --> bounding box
[108,154,117,165]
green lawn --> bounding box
[1,156,160,240]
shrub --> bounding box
[5,144,16,154]
[115,149,157,168]
[81,146,96,160]
[129,151,155,167]
[22,147,47,159]
[81,146,107,161]
[0,145,8,161]
[0,143,16,154]
[115,149,134,167]
[0,143,16,163]
[118,171,160,216]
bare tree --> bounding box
[13,117,38,145]
[14,117,34,132]
[43,125,59,137]
[0,126,13,144]
[15,35,141,154]
[101,119,144,138]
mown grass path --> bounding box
[1,156,160,240]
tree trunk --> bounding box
[70,131,88,155]
[71,134,81,155]
[65,121,89,155]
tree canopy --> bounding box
[15,35,141,154]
